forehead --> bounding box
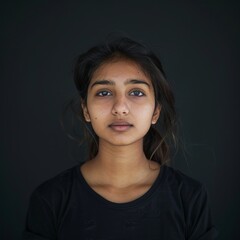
[90,59,152,85]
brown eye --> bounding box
[130,90,145,97]
[96,90,112,97]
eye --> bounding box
[129,90,145,97]
[96,90,112,97]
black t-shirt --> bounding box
[23,164,218,240]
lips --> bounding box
[108,121,133,131]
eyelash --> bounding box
[96,90,145,97]
[96,90,112,97]
[129,90,145,97]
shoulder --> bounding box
[32,164,80,203]
[161,166,218,238]
[162,165,207,201]
[163,165,202,186]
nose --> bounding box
[112,95,129,116]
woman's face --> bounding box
[82,59,161,147]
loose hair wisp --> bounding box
[65,37,178,165]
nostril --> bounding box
[112,98,130,116]
[112,109,129,116]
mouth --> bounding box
[108,122,133,131]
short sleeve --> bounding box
[22,190,57,240]
[186,185,218,240]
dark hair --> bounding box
[64,36,178,165]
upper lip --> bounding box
[109,121,133,126]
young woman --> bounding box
[23,37,218,239]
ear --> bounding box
[81,103,91,122]
[151,104,161,124]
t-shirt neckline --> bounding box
[75,163,166,209]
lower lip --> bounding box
[109,125,132,131]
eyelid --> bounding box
[94,88,146,97]
[129,89,146,96]
[95,89,112,97]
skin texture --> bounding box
[81,59,161,203]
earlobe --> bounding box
[152,105,161,124]
[81,104,91,122]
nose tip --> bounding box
[112,97,129,116]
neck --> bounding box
[89,139,153,187]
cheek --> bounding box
[87,105,110,122]
[135,104,155,118]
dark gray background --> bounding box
[1,0,239,239]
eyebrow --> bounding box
[90,79,151,88]
[127,79,151,88]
